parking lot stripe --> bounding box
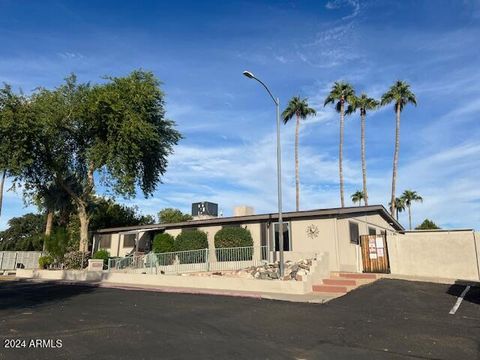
[449,285,470,315]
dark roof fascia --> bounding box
[95,205,404,234]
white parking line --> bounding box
[449,285,471,315]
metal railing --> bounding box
[0,251,44,270]
[108,246,268,274]
[210,246,268,271]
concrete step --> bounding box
[323,278,357,286]
[333,272,378,280]
[312,284,348,293]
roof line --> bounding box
[95,204,404,234]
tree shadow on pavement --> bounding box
[446,280,480,305]
[0,279,98,311]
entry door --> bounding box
[360,234,390,273]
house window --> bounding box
[349,221,360,244]
[98,234,111,249]
[273,222,291,251]
[368,227,377,236]
[123,234,136,248]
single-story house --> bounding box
[93,204,403,273]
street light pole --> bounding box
[243,71,285,278]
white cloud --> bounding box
[325,0,361,20]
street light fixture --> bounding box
[242,70,285,278]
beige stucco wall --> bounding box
[387,230,480,281]
[244,223,261,248]
[288,214,396,273]
[335,214,397,272]
[290,218,338,268]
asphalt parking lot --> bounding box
[0,278,479,359]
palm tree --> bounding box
[35,182,73,251]
[282,96,316,211]
[389,197,406,220]
[400,190,423,230]
[381,81,417,217]
[346,94,379,206]
[351,190,365,206]
[324,82,355,208]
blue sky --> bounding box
[0,0,479,230]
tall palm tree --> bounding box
[400,190,423,230]
[282,96,316,211]
[346,94,379,206]
[351,190,365,206]
[389,197,406,220]
[324,82,355,208]
[381,81,417,217]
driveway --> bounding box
[0,278,478,359]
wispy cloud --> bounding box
[57,52,85,60]
[325,0,361,20]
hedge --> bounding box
[152,233,175,253]
[174,230,208,264]
[153,233,175,265]
[214,227,253,248]
[93,249,110,268]
[214,227,253,261]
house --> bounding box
[93,204,403,273]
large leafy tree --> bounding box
[346,94,379,206]
[68,197,156,247]
[351,190,365,206]
[281,96,316,211]
[4,70,181,251]
[400,190,423,230]
[0,198,155,252]
[324,82,355,208]
[158,208,193,224]
[0,213,45,251]
[0,86,37,220]
[381,81,417,216]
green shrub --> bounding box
[64,251,90,269]
[153,233,175,253]
[93,249,110,268]
[214,227,253,261]
[214,227,253,248]
[153,233,175,265]
[38,255,54,269]
[174,230,208,264]
[44,227,70,261]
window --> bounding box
[368,227,377,236]
[123,234,136,248]
[349,221,360,244]
[98,234,111,249]
[273,222,291,251]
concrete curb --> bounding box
[17,277,335,303]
